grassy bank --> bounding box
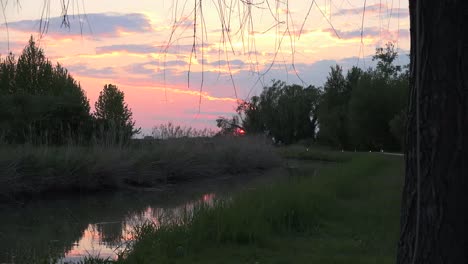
[278,144,353,162]
[114,152,403,263]
[0,136,280,202]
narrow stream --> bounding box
[60,192,216,262]
[0,166,297,263]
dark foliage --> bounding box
[219,42,408,151]
[318,42,408,151]
[0,36,138,145]
[222,81,321,144]
[94,84,140,143]
[0,37,92,144]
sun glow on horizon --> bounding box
[1,0,410,130]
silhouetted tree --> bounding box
[318,43,408,151]
[233,81,320,143]
[347,69,406,151]
[0,36,92,144]
[216,115,243,136]
[94,84,139,142]
[373,42,401,79]
[0,53,16,95]
[317,65,351,148]
[15,36,53,95]
[236,96,263,134]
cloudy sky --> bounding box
[1,0,410,134]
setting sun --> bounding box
[0,0,410,132]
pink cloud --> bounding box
[322,27,410,41]
[334,3,409,18]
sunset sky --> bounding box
[1,0,410,134]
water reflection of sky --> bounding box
[2,166,285,263]
[60,193,216,263]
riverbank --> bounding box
[117,151,403,263]
[0,136,280,204]
[1,165,291,264]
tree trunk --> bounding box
[397,1,468,263]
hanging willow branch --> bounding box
[1,0,374,107]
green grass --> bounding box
[0,136,280,201]
[115,152,403,263]
[278,144,353,162]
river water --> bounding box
[0,167,293,263]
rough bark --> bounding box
[397,0,468,263]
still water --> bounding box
[0,168,288,263]
[1,191,216,263]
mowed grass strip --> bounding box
[121,153,404,264]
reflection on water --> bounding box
[60,194,216,262]
[0,165,292,264]
[0,191,216,264]
[63,224,122,262]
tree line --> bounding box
[0,37,139,145]
[218,42,408,151]
[1,37,407,151]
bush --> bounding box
[0,136,281,201]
